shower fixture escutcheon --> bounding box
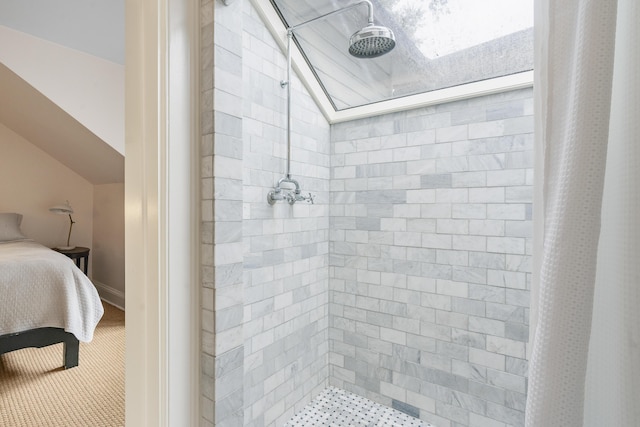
[268,0,395,205]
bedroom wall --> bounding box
[0,122,94,260]
[93,183,125,308]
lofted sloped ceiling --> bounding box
[0,0,124,184]
[0,63,123,185]
[262,0,534,117]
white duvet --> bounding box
[0,240,104,342]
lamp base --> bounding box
[56,246,76,251]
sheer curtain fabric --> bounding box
[528,0,639,426]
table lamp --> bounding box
[49,201,75,250]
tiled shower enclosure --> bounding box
[201,1,532,426]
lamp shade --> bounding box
[49,203,74,215]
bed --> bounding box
[0,213,104,369]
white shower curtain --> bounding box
[527,0,639,426]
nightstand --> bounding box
[53,246,90,275]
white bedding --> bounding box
[0,240,104,342]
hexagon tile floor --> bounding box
[284,387,433,427]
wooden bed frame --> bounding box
[0,328,79,369]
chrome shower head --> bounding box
[349,24,396,58]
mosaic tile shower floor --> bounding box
[284,387,433,427]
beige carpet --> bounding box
[0,303,124,427]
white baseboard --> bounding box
[93,280,125,310]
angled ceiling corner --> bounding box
[250,0,338,124]
[0,25,125,156]
[0,62,123,185]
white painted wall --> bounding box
[93,183,125,308]
[0,123,94,262]
[0,25,125,155]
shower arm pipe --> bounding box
[281,0,374,179]
[288,0,373,32]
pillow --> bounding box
[0,213,28,242]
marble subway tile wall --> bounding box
[202,1,331,425]
[202,0,246,426]
[241,2,331,426]
[329,88,533,427]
